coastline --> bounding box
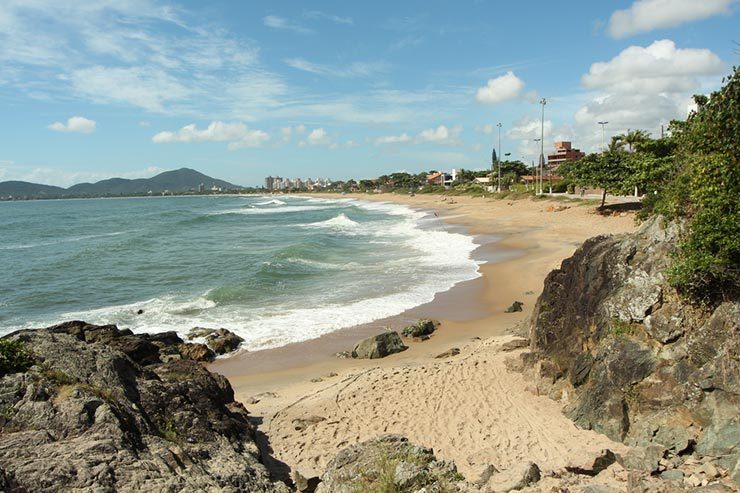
[209,193,640,481]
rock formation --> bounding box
[525,216,739,489]
[352,331,407,359]
[0,321,289,493]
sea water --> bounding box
[0,195,481,350]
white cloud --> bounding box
[574,39,726,151]
[607,0,737,38]
[375,133,412,145]
[582,40,724,94]
[505,117,553,140]
[306,128,332,146]
[475,71,525,104]
[69,66,191,113]
[152,121,269,149]
[48,116,96,133]
[475,124,495,134]
[304,11,353,25]
[375,125,463,146]
[263,15,312,34]
[285,58,388,77]
[418,125,462,145]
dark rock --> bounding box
[177,342,216,362]
[435,347,460,358]
[187,326,216,339]
[352,331,407,359]
[505,301,524,313]
[570,352,594,386]
[205,328,244,355]
[616,445,666,473]
[0,322,289,492]
[401,319,439,338]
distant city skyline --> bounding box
[1,0,737,187]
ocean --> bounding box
[0,195,482,350]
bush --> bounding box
[0,339,34,376]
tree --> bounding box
[561,143,629,207]
[615,129,651,152]
[654,68,740,301]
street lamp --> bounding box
[533,138,541,194]
[497,123,502,192]
[539,98,547,194]
[598,121,609,153]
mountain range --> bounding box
[0,168,243,199]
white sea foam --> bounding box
[303,213,361,234]
[6,198,482,352]
[254,199,287,206]
[212,205,342,215]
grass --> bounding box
[610,319,641,338]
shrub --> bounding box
[0,339,34,377]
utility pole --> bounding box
[539,98,547,194]
[533,138,542,194]
[497,122,502,193]
[598,121,609,153]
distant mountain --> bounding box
[0,168,243,199]
[0,181,67,198]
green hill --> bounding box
[0,168,243,199]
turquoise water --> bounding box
[0,195,481,350]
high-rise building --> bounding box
[264,176,274,190]
[547,141,585,170]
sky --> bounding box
[0,0,738,187]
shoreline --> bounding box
[208,193,640,480]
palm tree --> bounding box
[615,129,651,152]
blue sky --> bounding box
[0,0,738,187]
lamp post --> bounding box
[533,138,541,194]
[539,98,547,194]
[497,123,502,193]
[598,121,608,153]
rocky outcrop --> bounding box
[315,434,472,493]
[401,319,439,338]
[187,327,244,356]
[525,216,739,489]
[352,331,407,359]
[0,321,289,493]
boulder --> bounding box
[486,461,540,492]
[177,342,215,362]
[504,301,524,313]
[352,331,407,359]
[205,328,244,355]
[401,319,439,338]
[316,435,468,493]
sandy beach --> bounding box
[209,193,640,484]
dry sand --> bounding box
[209,193,640,485]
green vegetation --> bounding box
[651,68,740,302]
[0,339,34,377]
[559,68,739,302]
